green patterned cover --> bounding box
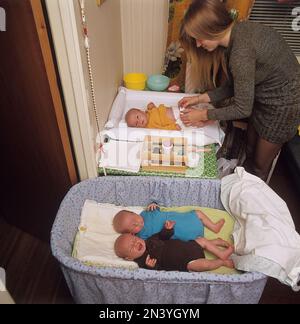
[98,144,218,179]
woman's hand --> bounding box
[180,108,209,127]
[178,93,210,109]
[192,120,216,128]
[178,96,200,109]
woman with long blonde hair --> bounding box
[179,0,300,181]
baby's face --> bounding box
[124,212,144,234]
[126,109,148,128]
[121,234,146,260]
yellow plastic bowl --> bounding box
[124,73,147,90]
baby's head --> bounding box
[125,108,148,128]
[113,210,144,234]
[114,234,146,260]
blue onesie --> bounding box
[136,209,204,241]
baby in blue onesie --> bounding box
[113,203,225,241]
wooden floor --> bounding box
[0,219,73,304]
[260,156,300,304]
[0,156,299,304]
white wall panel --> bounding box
[121,0,169,76]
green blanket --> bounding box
[160,206,239,275]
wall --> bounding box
[77,0,123,131]
[78,0,169,128]
[121,0,169,76]
[74,0,169,129]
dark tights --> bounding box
[243,123,282,181]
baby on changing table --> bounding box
[125,102,182,130]
[114,220,234,272]
[113,202,226,242]
[125,102,215,131]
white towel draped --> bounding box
[221,167,300,291]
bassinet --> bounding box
[51,176,267,304]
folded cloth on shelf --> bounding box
[221,167,300,291]
[99,139,143,173]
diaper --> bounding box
[172,106,185,130]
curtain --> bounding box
[163,0,256,91]
[163,0,192,91]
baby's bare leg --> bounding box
[195,237,234,261]
[187,258,234,272]
[196,210,225,234]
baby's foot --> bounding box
[223,259,234,269]
[220,245,234,261]
[213,219,225,234]
[214,238,232,248]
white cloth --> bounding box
[221,167,300,291]
[73,200,143,269]
[98,138,143,173]
[171,106,185,130]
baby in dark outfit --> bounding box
[114,220,234,272]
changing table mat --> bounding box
[98,87,225,147]
[72,200,238,275]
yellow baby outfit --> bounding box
[146,104,178,130]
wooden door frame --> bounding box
[30,0,78,184]
[44,0,98,180]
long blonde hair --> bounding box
[180,0,234,92]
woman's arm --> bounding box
[207,81,234,104]
[207,46,256,121]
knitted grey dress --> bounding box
[207,21,300,144]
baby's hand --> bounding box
[145,255,157,268]
[147,102,156,110]
[147,203,159,211]
[165,220,176,230]
[176,124,182,131]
